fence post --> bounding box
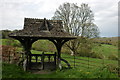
[74,54,75,68]
[88,56,89,69]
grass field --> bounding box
[1,39,119,78]
[1,39,119,59]
[2,52,119,78]
[2,49,119,78]
[2,63,119,78]
[28,50,118,69]
[92,44,118,59]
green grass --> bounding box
[61,53,118,70]
[2,46,119,78]
[1,39,21,47]
[2,61,118,78]
[92,44,118,59]
[32,40,56,52]
[28,49,118,68]
[26,50,118,70]
[29,50,118,69]
[2,52,119,78]
[2,39,118,59]
[1,39,119,78]
[31,50,55,54]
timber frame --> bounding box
[9,18,77,70]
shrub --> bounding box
[93,66,118,78]
[11,40,21,47]
[2,39,21,47]
[77,39,93,57]
[1,30,11,39]
[76,39,104,59]
[108,54,118,60]
[98,44,102,46]
[61,45,71,54]
[77,48,91,57]
[106,64,119,73]
[77,50,104,59]
[90,52,105,59]
[1,45,20,64]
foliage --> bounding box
[93,37,119,47]
[105,64,119,73]
[91,66,118,78]
[0,29,19,39]
[2,38,118,60]
[0,30,11,39]
[108,54,118,60]
[2,48,119,78]
[76,38,104,59]
[1,45,20,64]
[32,40,56,52]
[2,63,27,78]
[92,44,118,60]
[2,62,118,78]
[2,39,21,47]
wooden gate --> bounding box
[28,52,56,70]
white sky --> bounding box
[0,0,119,37]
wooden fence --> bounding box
[62,56,118,73]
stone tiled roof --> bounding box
[9,18,76,38]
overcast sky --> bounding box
[0,0,119,37]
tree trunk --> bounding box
[70,49,75,56]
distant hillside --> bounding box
[93,37,119,46]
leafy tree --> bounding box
[52,3,100,55]
[1,30,11,39]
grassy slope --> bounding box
[3,63,118,78]
[2,49,119,78]
[93,37,119,46]
[1,39,118,58]
[92,44,118,59]
[1,39,119,78]
[2,38,118,68]
[29,50,118,68]
[62,53,117,65]
[2,52,118,78]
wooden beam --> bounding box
[48,39,70,69]
[13,37,39,70]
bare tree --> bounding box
[52,3,100,55]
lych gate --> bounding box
[29,52,57,70]
[9,18,77,70]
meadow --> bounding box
[1,38,119,78]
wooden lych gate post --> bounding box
[9,18,77,71]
